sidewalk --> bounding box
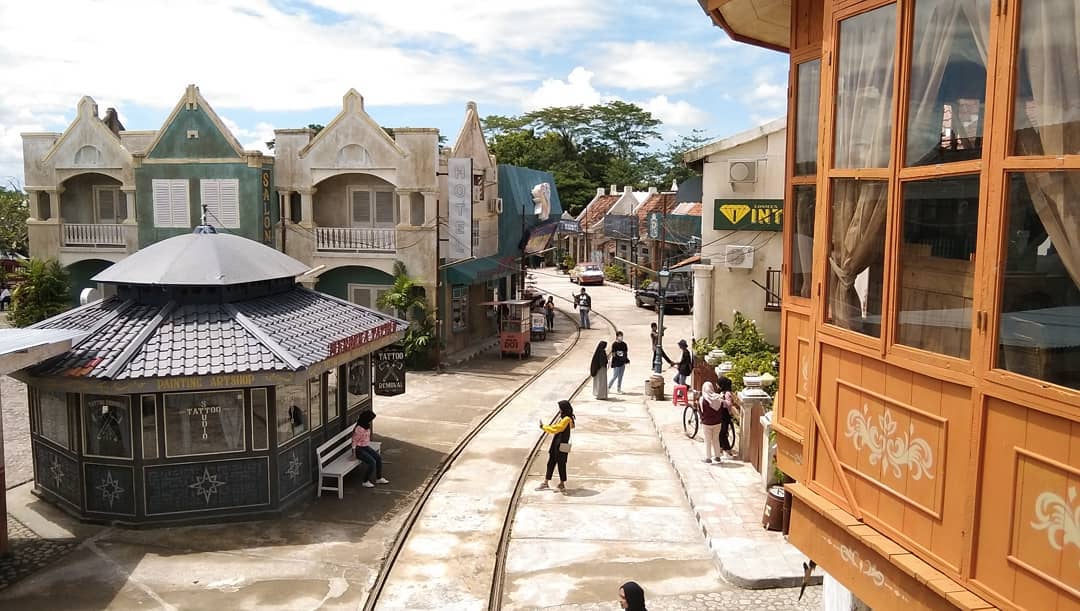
[643,394,820,589]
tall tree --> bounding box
[0,186,30,255]
[10,258,69,327]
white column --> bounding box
[47,188,63,223]
[299,187,315,229]
[121,187,136,224]
[691,263,714,341]
[27,190,41,221]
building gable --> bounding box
[145,85,244,160]
[299,90,407,170]
[450,101,492,170]
[42,96,132,174]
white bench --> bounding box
[315,427,381,499]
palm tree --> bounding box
[377,262,437,368]
[11,258,70,327]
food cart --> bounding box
[531,312,547,341]
[482,299,533,359]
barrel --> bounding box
[762,485,785,531]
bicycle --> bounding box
[683,391,738,452]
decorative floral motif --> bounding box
[800,356,811,394]
[286,451,302,482]
[1031,486,1080,564]
[821,535,908,601]
[189,468,227,504]
[845,405,934,481]
[96,472,126,509]
[49,457,65,489]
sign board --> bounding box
[558,219,582,233]
[373,345,406,396]
[261,169,273,244]
[646,213,703,242]
[448,157,473,260]
[328,321,398,357]
[603,215,638,238]
[713,199,783,231]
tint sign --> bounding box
[713,199,783,231]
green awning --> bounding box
[444,256,516,285]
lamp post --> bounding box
[653,267,671,373]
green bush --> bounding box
[603,263,627,284]
[10,258,70,327]
[561,254,575,270]
[695,311,779,393]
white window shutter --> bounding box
[351,190,371,225]
[152,180,172,227]
[170,180,190,227]
[220,179,239,228]
[374,191,395,225]
[200,179,220,226]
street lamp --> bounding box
[653,267,671,373]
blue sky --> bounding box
[0,0,788,186]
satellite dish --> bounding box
[80,287,101,305]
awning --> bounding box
[444,256,517,285]
[524,222,559,254]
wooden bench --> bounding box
[315,427,381,499]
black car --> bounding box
[635,277,692,314]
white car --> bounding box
[571,263,605,285]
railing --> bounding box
[62,223,125,247]
[315,227,396,252]
[764,267,782,311]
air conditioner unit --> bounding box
[487,197,503,214]
[729,160,757,183]
[725,244,755,269]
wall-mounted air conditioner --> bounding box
[487,197,503,214]
[729,160,757,183]
[724,244,755,269]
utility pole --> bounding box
[434,201,442,372]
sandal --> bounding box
[536,482,550,491]
[557,483,566,492]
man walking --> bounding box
[674,339,693,386]
[575,287,592,329]
[609,331,629,393]
[650,322,673,373]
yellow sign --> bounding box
[713,199,783,231]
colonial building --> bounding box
[683,119,786,345]
[697,1,1080,609]
[570,186,646,265]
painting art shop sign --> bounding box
[373,345,406,396]
[327,321,397,357]
[713,199,783,231]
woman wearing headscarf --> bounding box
[699,380,726,463]
[351,410,389,488]
[590,340,609,399]
[538,400,576,492]
[618,581,647,610]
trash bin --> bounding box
[762,485,785,531]
[647,374,665,400]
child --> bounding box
[351,411,389,487]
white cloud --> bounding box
[742,69,787,115]
[524,67,609,111]
[592,41,715,91]
[641,95,709,128]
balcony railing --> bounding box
[764,267,782,311]
[315,227,396,252]
[63,223,125,247]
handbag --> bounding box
[559,442,572,453]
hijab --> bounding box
[620,581,647,611]
[701,381,724,408]
[590,341,608,376]
[356,410,376,430]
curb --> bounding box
[640,395,821,590]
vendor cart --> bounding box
[481,299,533,359]
[531,312,547,341]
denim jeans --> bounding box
[674,371,688,386]
[579,308,591,329]
[608,365,625,391]
[355,446,383,482]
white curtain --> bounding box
[1015,1,1080,287]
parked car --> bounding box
[570,263,605,285]
[635,276,692,313]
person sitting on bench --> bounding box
[351,411,389,488]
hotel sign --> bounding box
[328,321,398,357]
[448,157,473,260]
[713,199,783,231]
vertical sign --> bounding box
[261,169,272,244]
[373,345,406,396]
[448,157,472,260]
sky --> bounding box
[0,0,789,187]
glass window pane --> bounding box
[347,358,369,409]
[163,391,246,457]
[83,395,132,459]
[38,390,70,449]
[790,185,817,298]
[795,60,821,176]
[896,176,980,358]
[308,377,322,430]
[834,4,897,169]
[906,0,989,166]
[1013,1,1080,156]
[826,179,887,336]
[996,172,1080,389]
[277,384,308,444]
[141,395,158,459]
[251,388,269,451]
[326,369,340,426]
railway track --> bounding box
[363,290,618,611]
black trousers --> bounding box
[720,416,735,451]
[545,451,568,481]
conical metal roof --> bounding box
[93,230,311,286]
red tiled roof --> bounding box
[580,195,620,231]
[635,192,678,238]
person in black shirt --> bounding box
[674,339,692,386]
[608,331,629,393]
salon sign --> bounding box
[328,321,398,357]
[713,199,783,231]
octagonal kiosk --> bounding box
[13,225,406,525]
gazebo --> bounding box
[12,225,406,525]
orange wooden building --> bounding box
[697,1,1079,609]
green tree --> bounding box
[10,258,70,327]
[0,186,30,255]
[377,261,437,369]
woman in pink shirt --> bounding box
[352,410,389,488]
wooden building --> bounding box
[697,1,1079,609]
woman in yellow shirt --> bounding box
[538,400,575,492]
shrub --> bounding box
[603,263,627,284]
[696,311,779,393]
[10,258,70,327]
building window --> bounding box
[833,4,897,169]
[790,185,816,299]
[163,391,246,457]
[794,59,820,176]
[765,268,782,311]
[472,220,480,248]
[200,179,240,229]
[251,388,269,451]
[346,358,369,411]
[308,376,322,431]
[826,179,886,337]
[348,284,393,315]
[277,384,308,445]
[152,179,190,228]
[37,390,70,449]
[452,285,468,332]
[326,368,341,426]
[141,395,158,459]
[1012,0,1080,157]
[83,395,132,459]
[93,185,124,224]
[349,187,396,228]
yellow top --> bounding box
[542,416,574,434]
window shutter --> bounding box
[351,190,371,225]
[349,286,371,308]
[170,180,190,227]
[200,179,220,226]
[219,179,239,228]
[96,188,116,223]
[374,191,395,225]
[153,180,172,227]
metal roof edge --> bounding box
[225,303,304,370]
[100,301,177,379]
[682,117,787,163]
